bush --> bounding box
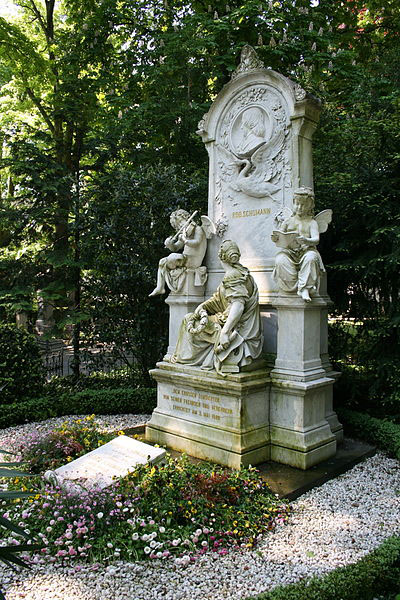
[16,414,117,473]
[0,324,45,404]
[0,387,156,430]
[62,387,156,416]
[329,319,400,422]
[338,408,400,460]
[248,535,400,600]
[44,368,154,398]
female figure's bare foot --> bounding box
[299,288,311,302]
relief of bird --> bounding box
[216,126,286,200]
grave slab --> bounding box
[44,435,166,493]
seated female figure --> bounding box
[171,240,263,375]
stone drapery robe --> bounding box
[172,268,263,373]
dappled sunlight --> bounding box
[3,570,100,600]
[257,457,400,572]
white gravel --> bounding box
[1,416,399,600]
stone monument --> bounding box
[146,45,342,470]
[147,238,270,468]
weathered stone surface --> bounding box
[271,188,332,302]
[45,435,166,492]
[269,295,338,468]
[147,46,341,471]
[198,46,321,328]
[170,240,264,376]
[146,361,270,469]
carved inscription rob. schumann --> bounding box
[232,207,271,219]
[163,388,233,423]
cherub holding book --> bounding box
[271,188,332,302]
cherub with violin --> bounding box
[149,209,214,296]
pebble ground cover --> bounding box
[1,415,289,567]
[1,415,399,600]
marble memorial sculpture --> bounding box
[146,45,342,470]
[149,209,214,296]
[171,240,263,375]
[271,187,332,302]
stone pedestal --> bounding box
[146,361,270,469]
[269,296,337,469]
[164,269,206,358]
[319,297,344,442]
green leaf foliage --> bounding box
[0,387,156,430]
[337,408,400,460]
[0,323,45,404]
[0,0,399,407]
[0,456,41,583]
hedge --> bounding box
[0,323,45,404]
[44,369,153,397]
[0,387,156,430]
[248,535,400,600]
[338,408,400,460]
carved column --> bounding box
[319,278,344,441]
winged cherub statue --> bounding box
[271,187,332,302]
[149,209,215,296]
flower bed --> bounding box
[2,417,290,567]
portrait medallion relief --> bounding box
[230,105,272,157]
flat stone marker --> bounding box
[44,435,166,493]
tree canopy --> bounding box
[0,0,399,392]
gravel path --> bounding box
[1,416,399,600]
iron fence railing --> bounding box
[38,340,133,379]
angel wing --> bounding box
[314,209,332,233]
[216,144,240,178]
[252,127,286,166]
[201,215,216,239]
[215,143,243,193]
[247,128,285,183]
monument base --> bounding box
[146,361,271,469]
